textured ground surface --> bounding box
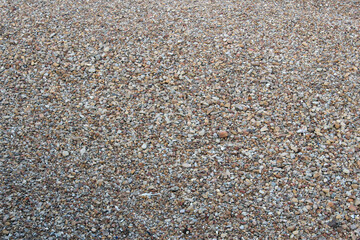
[0,0,359,239]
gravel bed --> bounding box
[0,0,359,239]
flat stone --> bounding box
[170,186,179,192]
[198,129,206,136]
[234,104,247,111]
[287,225,296,232]
[218,130,229,138]
[80,147,86,155]
[327,201,335,208]
[88,66,96,73]
[322,188,330,194]
[328,218,340,228]
[182,163,191,168]
[349,204,357,212]
[62,151,69,157]
[260,126,268,132]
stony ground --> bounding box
[0,0,359,239]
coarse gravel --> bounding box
[0,0,359,239]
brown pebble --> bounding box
[349,204,357,212]
[218,131,229,138]
[287,225,296,232]
[327,201,335,208]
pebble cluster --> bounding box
[0,0,359,239]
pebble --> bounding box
[88,66,96,73]
[327,201,335,209]
[182,163,192,168]
[322,188,330,194]
[287,225,296,232]
[350,224,358,230]
[80,147,86,155]
[198,129,206,136]
[62,151,69,157]
[217,131,229,138]
[349,204,357,212]
[170,186,180,192]
[260,126,268,132]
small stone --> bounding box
[260,101,268,106]
[290,144,299,153]
[287,225,296,232]
[104,46,110,52]
[2,229,9,234]
[341,224,349,230]
[315,128,322,136]
[260,126,268,132]
[182,163,191,168]
[354,199,360,206]
[234,104,247,111]
[293,230,299,235]
[328,218,340,228]
[198,129,206,136]
[327,201,335,209]
[170,186,179,192]
[62,151,69,157]
[297,126,307,133]
[343,168,350,174]
[186,204,194,212]
[314,172,321,178]
[215,188,224,197]
[322,188,330,194]
[350,224,358,230]
[223,169,231,178]
[88,66,96,73]
[334,122,341,129]
[245,179,252,186]
[349,204,357,212]
[202,192,209,199]
[80,147,86,155]
[291,198,298,203]
[141,143,147,149]
[218,130,228,138]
